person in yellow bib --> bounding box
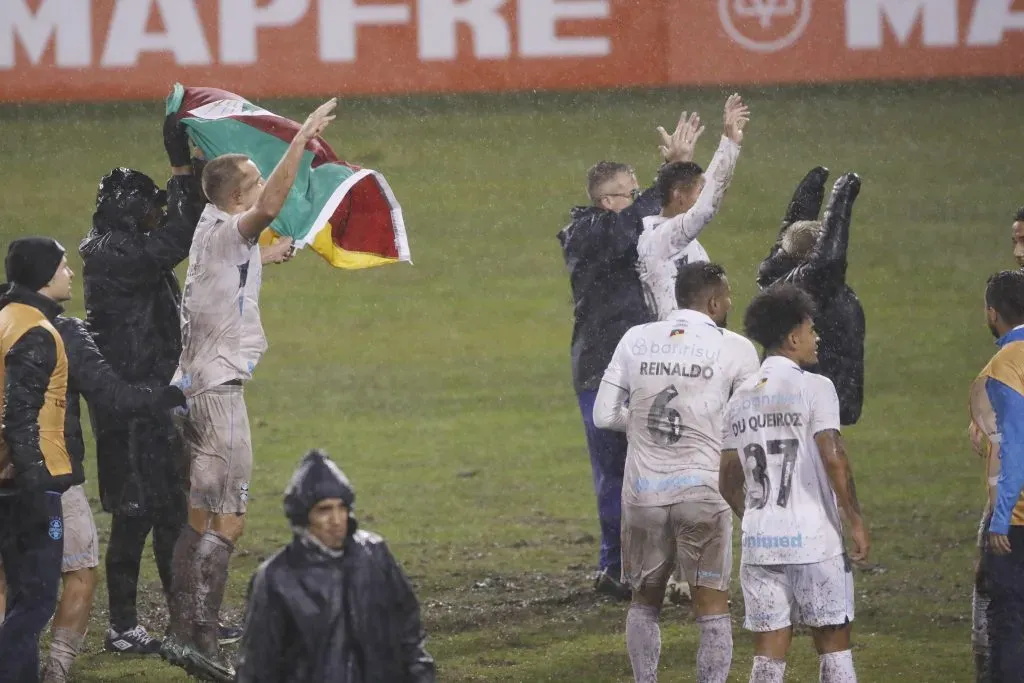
[0,236,80,683]
[975,269,1024,683]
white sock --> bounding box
[750,655,786,683]
[696,614,732,683]
[819,649,856,683]
[44,628,86,682]
[626,604,661,683]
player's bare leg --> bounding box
[627,584,666,683]
[750,628,792,683]
[693,586,732,683]
[42,568,96,682]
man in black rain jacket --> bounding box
[78,117,205,652]
[556,113,702,598]
[0,278,186,681]
[234,449,435,683]
[756,168,865,426]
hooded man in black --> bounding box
[234,449,435,683]
[78,117,206,652]
[756,168,865,426]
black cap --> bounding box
[5,237,66,291]
[96,168,167,211]
[283,449,355,527]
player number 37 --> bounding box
[743,439,799,509]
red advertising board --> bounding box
[0,0,1021,103]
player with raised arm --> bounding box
[160,98,337,681]
[637,94,748,320]
[593,262,760,683]
[719,285,869,683]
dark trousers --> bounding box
[986,525,1024,683]
[577,390,627,574]
[0,491,63,683]
[106,510,184,632]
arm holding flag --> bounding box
[238,99,338,241]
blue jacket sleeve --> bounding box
[987,377,1024,535]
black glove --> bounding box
[15,460,51,493]
[154,385,187,411]
[163,114,191,167]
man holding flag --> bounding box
[161,98,338,681]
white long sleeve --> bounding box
[594,380,629,432]
[636,135,742,319]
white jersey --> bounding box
[594,309,760,508]
[637,135,741,320]
[175,205,267,397]
[723,355,844,566]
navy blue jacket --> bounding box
[558,188,660,393]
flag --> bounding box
[166,83,411,269]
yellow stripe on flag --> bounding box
[310,226,398,270]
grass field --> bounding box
[1,77,1023,682]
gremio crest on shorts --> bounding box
[49,516,63,541]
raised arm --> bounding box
[814,429,869,562]
[237,98,338,241]
[593,335,632,432]
[757,166,829,289]
[645,96,747,257]
[719,449,746,518]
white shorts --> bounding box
[60,484,100,573]
[741,554,854,632]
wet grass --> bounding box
[2,78,1023,681]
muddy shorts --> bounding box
[741,554,855,632]
[622,500,733,592]
[60,485,99,573]
[181,385,252,515]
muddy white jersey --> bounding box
[723,355,844,566]
[636,135,740,320]
[596,308,759,507]
[175,204,267,397]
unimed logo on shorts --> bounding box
[743,532,803,549]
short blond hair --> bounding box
[781,220,823,259]
[201,153,250,207]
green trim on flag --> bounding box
[165,83,185,116]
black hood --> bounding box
[89,168,167,237]
[283,449,356,528]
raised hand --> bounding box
[723,93,750,145]
[298,98,338,142]
[658,111,706,164]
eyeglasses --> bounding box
[602,188,641,201]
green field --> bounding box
[1,78,1022,682]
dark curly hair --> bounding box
[743,284,817,351]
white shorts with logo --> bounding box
[60,484,100,572]
[741,554,854,632]
[180,385,252,515]
[622,500,733,592]
[0,484,100,575]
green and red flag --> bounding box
[166,83,410,269]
